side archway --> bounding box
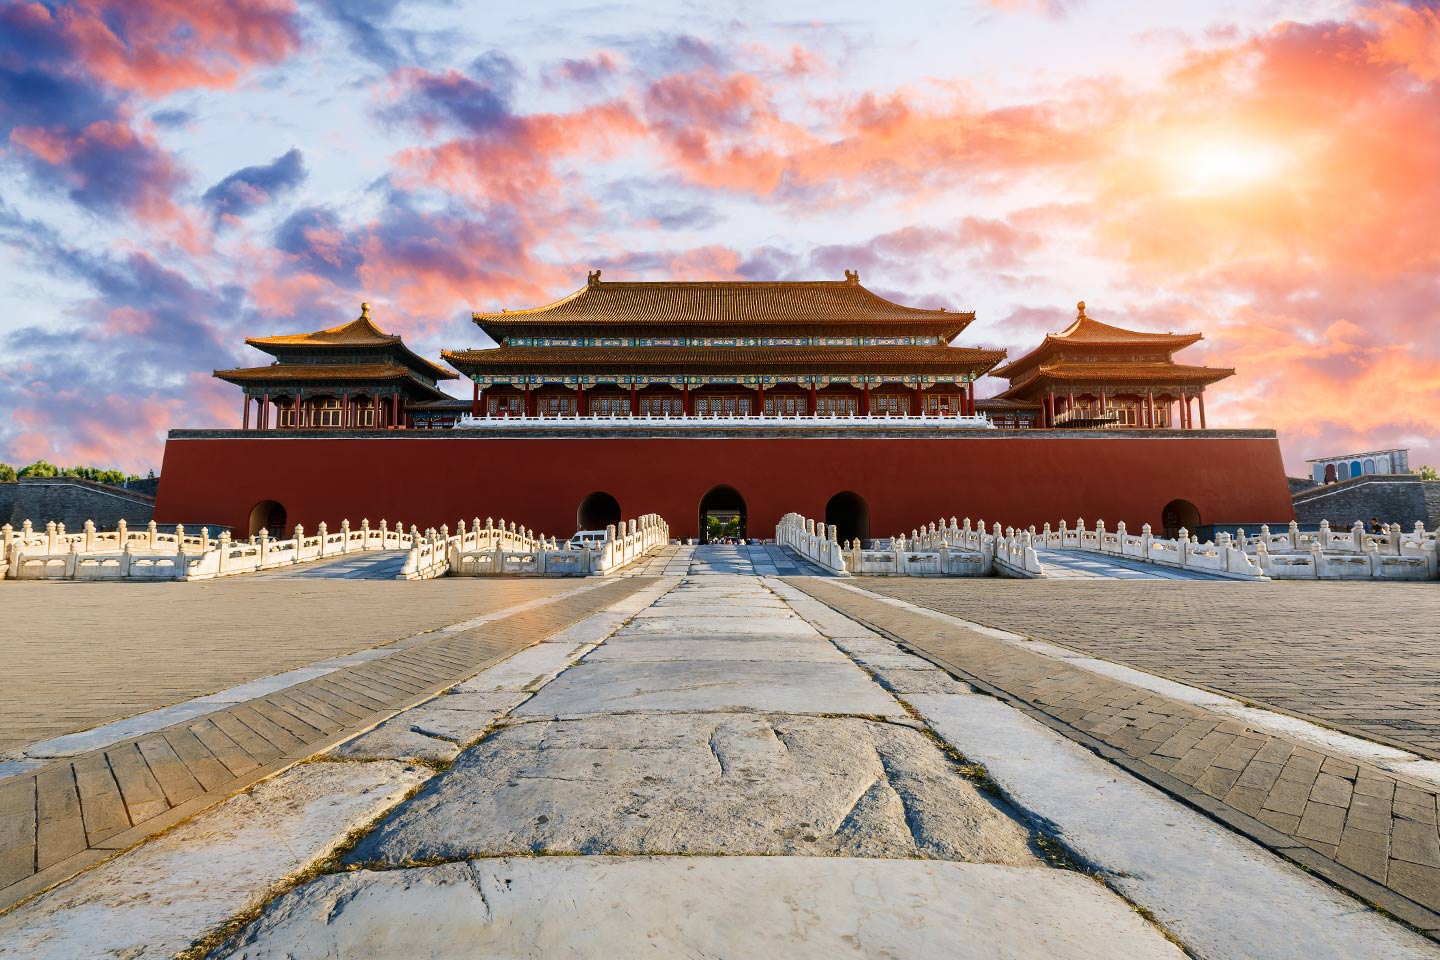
[825,491,871,546]
[698,485,746,542]
[577,491,622,531]
[1160,499,1200,540]
[248,500,287,538]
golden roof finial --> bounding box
[1076,300,1087,320]
[360,301,371,319]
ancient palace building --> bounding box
[991,302,1233,430]
[214,303,456,430]
[157,273,1295,540]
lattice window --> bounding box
[871,395,910,416]
[817,395,857,415]
[487,396,523,416]
[316,398,343,427]
[277,403,296,427]
[640,394,685,416]
[695,395,752,417]
[538,395,577,416]
[351,399,375,427]
[589,395,630,416]
[764,394,807,416]
[922,394,961,415]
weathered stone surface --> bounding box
[331,726,461,763]
[583,638,851,663]
[513,659,906,717]
[331,691,524,761]
[867,666,974,695]
[451,642,591,694]
[0,761,427,960]
[220,856,1182,960]
[347,714,1036,865]
[620,616,816,636]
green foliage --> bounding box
[0,463,15,483]
[17,459,57,478]
[704,514,742,540]
[10,461,146,485]
[1415,465,1439,481]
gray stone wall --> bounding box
[1,477,156,529]
[1292,475,1440,528]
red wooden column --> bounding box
[471,381,480,418]
[862,383,871,415]
[1145,391,1156,428]
[756,382,765,416]
[808,382,818,416]
[683,383,691,416]
[372,393,381,428]
[1043,391,1054,427]
[294,391,303,430]
[629,384,638,416]
[523,384,532,417]
[242,394,250,430]
[913,384,924,416]
[260,393,270,429]
[341,392,350,428]
[576,383,586,417]
[1198,393,1207,429]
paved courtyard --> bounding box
[858,578,1440,757]
[0,576,583,754]
[0,551,1436,958]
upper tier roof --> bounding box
[245,303,456,380]
[472,271,974,340]
[212,362,451,399]
[991,301,1204,380]
[443,344,1005,377]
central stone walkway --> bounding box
[1036,549,1229,580]
[201,574,1181,957]
[633,542,834,577]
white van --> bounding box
[568,530,608,549]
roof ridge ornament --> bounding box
[844,269,860,285]
[1076,300,1087,320]
[360,301,370,319]
[587,269,602,287]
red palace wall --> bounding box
[153,428,1296,540]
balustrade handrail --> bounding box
[454,411,995,430]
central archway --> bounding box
[698,485,746,543]
[248,499,287,538]
[1161,498,1201,540]
[825,491,870,546]
[577,491,622,531]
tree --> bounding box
[1416,465,1439,481]
[18,460,57,478]
[0,463,15,483]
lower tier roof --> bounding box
[212,363,451,399]
[442,344,1006,377]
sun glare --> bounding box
[1172,139,1287,193]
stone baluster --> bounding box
[174,524,186,550]
[217,530,231,573]
[1141,522,1152,558]
[1,523,11,562]
[1352,520,1365,550]
[82,519,96,552]
[1288,520,1300,551]
[1318,519,1332,549]
[292,524,304,563]
[258,527,270,565]
[147,520,158,551]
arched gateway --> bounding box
[1161,499,1200,540]
[248,500,287,537]
[698,486,746,542]
[577,491,622,531]
[825,491,871,546]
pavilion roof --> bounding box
[473,272,974,340]
[990,301,1205,380]
[245,303,456,380]
[995,360,1234,399]
[442,343,1006,378]
[212,362,452,399]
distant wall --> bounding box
[0,476,156,529]
[1292,474,1440,528]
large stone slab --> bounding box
[347,714,1034,865]
[331,691,524,761]
[450,641,590,694]
[910,693,1440,960]
[219,856,1182,960]
[620,616,817,636]
[513,659,905,717]
[583,638,851,663]
[0,761,427,960]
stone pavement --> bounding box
[790,578,1440,935]
[0,578,583,755]
[857,578,1440,757]
[629,542,833,576]
[1037,548,1230,579]
[0,578,653,908]
[249,552,409,579]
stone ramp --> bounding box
[1037,548,1230,580]
[249,552,409,580]
[0,578,655,912]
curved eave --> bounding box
[212,366,451,400]
[476,318,973,343]
[995,364,1235,400]
[991,332,1205,380]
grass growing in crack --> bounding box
[174,776,432,960]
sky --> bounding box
[0,0,1437,476]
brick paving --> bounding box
[0,578,585,755]
[788,578,1440,935]
[0,577,656,910]
[855,578,1440,758]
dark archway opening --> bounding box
[248,500,287,538]
[1161,499,1201,540]
[825,491,871,547]
[577,491,622,531]
[698,485,746,543]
